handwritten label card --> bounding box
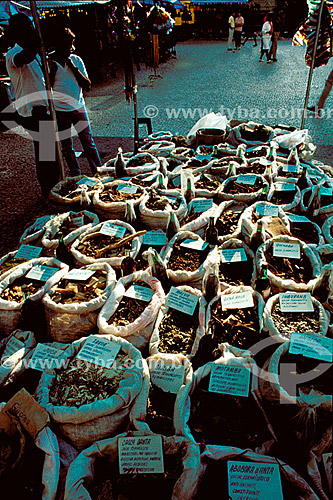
[15,245,42,260]
[209,364,251,397]
[117,184,138,194]
[320,186,333,197]
[64,269,95,281]
[100,223,127,238]
[227,461,283,500]
[221,248,247,263]
[33,215,52,230]
[119,435,164,474]
[26,265,58,282]
[275,182,296,192]
[273,242,300,259]
[288,214,311,224]
[279,292,314,313]
[143,231,167,246]
[29,344,64,372]
[236,174,257,186]
[76,177,98,188]
[282,164,300,173]
[180,238,208,251]
[221,291,254,310]
[166,287,199,316]
[76,336,121,368]
[289,333,332,362]
[2,337,25,359]
[256,204,279,217]
[150,361,186,393]
[124,285,154,303]
[190,199,213,213]
[70,215,85,227]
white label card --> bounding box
[100,223,127,238]
[149,361,186,393]
[26,265,58,282]
[64,269,95,281]
[279,292,314,313]
[166,287,199,316]
[273,242,300,259]
[256,204,279,217]
[191,199,213,213]
[180,238,208,251]
[15,245,42,260]
[117,184,138,194]
[70,216,85,227]
[288,214,311,223]
[172,176,181,187]
[2,337,25,360]
[119,435,164,474]
[221,291,254,310]
[76,335,121,368]
[209,364,251,397]
[76,177,98,187]
[289,333,332,362]
[275,182,296,192]
[143,231,167,246]
[221,248,247,263]
[320,187,333,197]
[227,461,283,500]
[236,174,257,186]
[124,285,154,303]
[282,164,300,173]
[29,344,64,372]
[33,215,52,230]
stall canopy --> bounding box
[133,0,185,8]
[190,0,248,4]
[15,1,111,9]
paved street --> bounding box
[1,39,333,254]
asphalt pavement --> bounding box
[1,39,333,254]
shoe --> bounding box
[272,58,277,62]
[259,58,263,62]
[267,60,272,64]
[227,48,232,51]
[307,105,323,117]
[307,106,316,112]
[254,44,258,47]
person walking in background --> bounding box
[269,12,281,62]
[259,13,273,63]
[49,28,102,176]
[234,12,244,50]
[241,3,257,47]
[5,14,60,197]
[227,11,235,51]
[308,67,333,116]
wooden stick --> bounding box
[96,230,146,258]
[81,231,102,244]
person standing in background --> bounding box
[234,12,244,50]
[259,13,273,63]
[227,11,235,51]
[308,66,333,116]
[269,12,281,62]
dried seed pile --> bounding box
[266,247,313,283]
[225,177,263,195]
[167,242,208,272]
[218,259,253,287]
[0,257,27,276]
[209,298,262,350]
[158,307,198,354]
[77,234,132,259]
[100,185,142,203]
[271,302,321,337]
[49,355,130,407]
[50,270,107,304]
[0,277,40,302]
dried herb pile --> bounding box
[167,242,209,272]
[100,185,142,203]
[0,277,40,302]
[50,270,107,304]
[195,174,220,191]
[146,192,181,211]
[266,247,313,283]
[53,212,90,238]
[0,257,28,276]
[158,306,199,354]
[146,386,176,436]
[270,189,295,205]
[271,302,321,337]
[108,282,151,327]
[77,234,132,259]
[216,207,244,236]
[225,177,263,195]
[59,179,96,200]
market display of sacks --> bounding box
[138,188,187,231]
[92,180,145,221]
[48,175,103,210]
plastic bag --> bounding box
[187,112,229,147]
[149,285,206,358]
[92,179,145,220]
[0,257,69,337]
[64,433,201,500]
[138,189,187,231]
[262,294,329,342]
[43,262,116,343]
[256,235,322,293]
[71,220,141,268]
[35,334,144,449]
[273,128,311,150]
[97,271,165,350]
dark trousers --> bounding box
[234,30,242,49]
[18,106,60,197]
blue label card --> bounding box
[124,285,154,303]
[209,364,251,397]
[100,223,127,238]
[76,335,121,368]
[165,287,199,316]
[76,177,99,187]
[143,231,167,246]
[117,184,138,194]
[289,333,332,362]
[15,245,42,260]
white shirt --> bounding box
[228,16,235,29]
[262,21,273,37]
[52,54,88,112]
[235,16,244,32]
[6,44,47,117]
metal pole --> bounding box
[301,0,326,129]
[30,1,66,180]
[131,44,139,154]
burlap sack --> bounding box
[267,182,301,212]
[48,176,102,209]
[240,201,290,243]
[0,329,36,387]
[20,215,54,246]
[218,174,269,203]
[217,241,257,290]
[180,199,218,239]
[92,180,145,220]
[138,189,187,231]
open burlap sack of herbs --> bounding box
[240,201,290,244]
[138,189,187,231]
[71,220,141,269]
[92,180,145,221]
[48,175,103,211]
[98,271,164,350]
[217,240,256,290]
[301,186,333,217]
[161,231,219,289]
[35,334,144,449]
[64,432,200,500]
[149,285,206,359]
[43,262,116,343]
[130,354,193,436]
[19,215,54,247]
[267,181,301,213]
[217,173,269,204]
[174,344,276,451]
[311,243,333,268]
[258,341,332,500]
[139,140,175,157]
[285,213,324,248]
[41,211,99,252]
[226,121,274,147]
[256,235,322,293]
[213,199,247,243]
[0,250,42,282]
[0,258,69,337]
[196,445,321,500]
[179,198,218,238]
[98,151,159,177]
[322,215,333,245]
